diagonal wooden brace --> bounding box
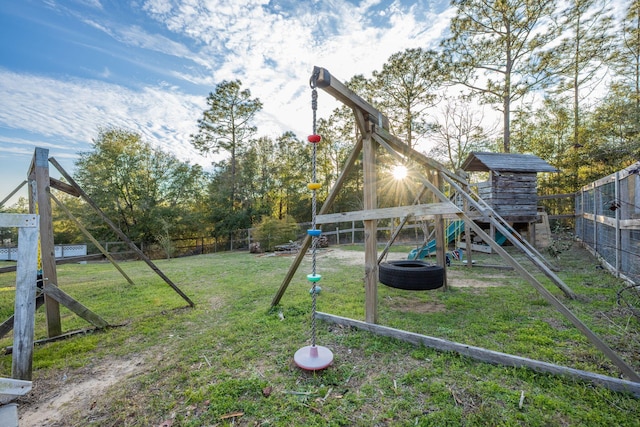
[40,284,109,329]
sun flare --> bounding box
[391,164,408,180]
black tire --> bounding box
[378,260,445,291]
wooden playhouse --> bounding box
[460,151,558,248]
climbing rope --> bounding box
[293,71,333,370]
[309,82,319,348]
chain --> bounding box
[310,87,318,347]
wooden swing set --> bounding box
[0,147,194,382]
[272,66,640,396]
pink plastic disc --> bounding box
[293,345,333,370]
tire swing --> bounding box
[379,260,445,291]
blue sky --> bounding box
[0,0,454,206]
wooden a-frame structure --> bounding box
[271,66,640,394]
[0,148,194,378]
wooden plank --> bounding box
[12,225,39,381]
[40,284,109,329]
[271,137,364,307]
[0,214,37,228]
[49,177,80,197]
[30,147,62,338]
[0,180,27,209]
[620,161,640,179]
[588,215,640,229]
[0,377,32,404]
[619,219,640,229]
[591,172,619,187]
[0,254,104,274]
[316,312,640,397]
[548,214,576,220]
[48,157,195,308]
[316,202,461,224]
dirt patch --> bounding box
[319,248,407,266]
[384,295,446,313]
[447,269,511,288]
[18,355,146,426]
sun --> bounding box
[391,164,408,180]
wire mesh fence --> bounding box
[575,162,640,314]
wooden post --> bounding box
[29,147,62,338]
[435,215,447,291]
[614,171,621,274]
[363,120,378,324]
[352,220,355,244]
[463,197,473,267]
[0,214,39,380]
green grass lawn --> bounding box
[0,242,639,426]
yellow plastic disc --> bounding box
[307,182,322,190]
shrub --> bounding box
[253,216,300,251]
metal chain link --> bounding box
[310,87,318,347]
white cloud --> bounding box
[1,0,455,177]
[142,0,455,138]
[0,69,209,166]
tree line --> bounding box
[4,0,639,252]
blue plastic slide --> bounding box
[408,222,507,260]
[408,220,465,260]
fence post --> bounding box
[615,171,621,275]
[336,227,339,245]
[352,220,355,244]
[593,185,600,252]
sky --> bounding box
[0,0,455,207]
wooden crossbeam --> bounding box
[316,202,461,224]
[49,177,80,197]
[312,66,390,130]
